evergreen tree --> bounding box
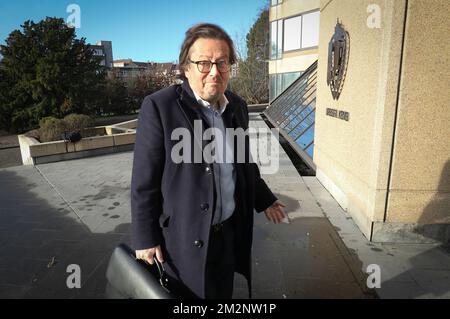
[0,17,106,133]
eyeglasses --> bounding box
[188,59,231,73]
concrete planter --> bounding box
[19,120,137,165]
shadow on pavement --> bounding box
[377,160,450,298]
[0,168,131,299]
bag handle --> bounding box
[141,255,170,292]
[153,258,169,291]
[134,254,170,293]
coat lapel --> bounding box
[177,81,211,129]
[176,81,249,165]
[176,82,212,154]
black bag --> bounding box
[105,243,175,299]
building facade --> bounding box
[266,0,449,244]
[313,0,450,243]
[90,41,114,68]
[111,59,180,86]
[269,0,320,101]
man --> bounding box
[131,23,286,299]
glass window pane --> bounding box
[305,143,314,158]
[282,72,301,91]
[271,21,277,59]
[295,122,315,149]
[302,11,320,48]
[283,16,302,51]
[276,74,282,98]
[270,75,276,101]
[277,20,283,58]
[290,118,309,138]
[265,61,317,162]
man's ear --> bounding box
[184,65,191,79]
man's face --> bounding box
[184,38,231,104]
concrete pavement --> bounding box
[0,114,448,298]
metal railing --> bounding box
[264,61,318,171]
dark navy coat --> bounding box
[131,81,277,298]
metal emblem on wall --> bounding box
[327,20,350,100]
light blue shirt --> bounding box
[193,92,236,225]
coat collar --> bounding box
[176,81,210,131]
[176,81,250,160]
[178,81,237,117]
[175,81,249,169]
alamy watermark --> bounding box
[366,264,381,289]
[367,4,381,29]
[66,264,81,289]
[66,4,81,29]
[170,120,280,175]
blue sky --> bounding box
[0,0,268,62]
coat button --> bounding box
[200,203,209,212]
[194,240,204,248]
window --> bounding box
[282,72,302,93]
[271,0,283,6]
[270,75,278,102]
[277,20,283,58]
[284,16,302,51]
[282,11,320,52]
[270,21,277,59]
[301,11,320,48]
[270,20,283,60]
[269,72,302,101]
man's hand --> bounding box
[136,246,164,265]
[264,200,287,224]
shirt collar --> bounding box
[192,90,229,115]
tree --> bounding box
[229,8,269,104]
[101,73,130,116]
[127,74,160,112]
[128,71,179,112]
[0,17,106,133]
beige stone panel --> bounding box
[316,164,375,239]
[314,147,376,217]
[113,133,136,146]
[18,135,40,165]
[269,53,318,74]
[270,0,320,21]
[370,189,391,222]
[105,126,128,135]
[346,198,376,240]
[283,48,318,59]
[388,0,450,193]
[315,0,406,198]
[315,0,409,231]
[74,136,114,152]
[386,191,450,224]
[105,126,113,136]
[366,0,408,220]
[66,143,76,153]
[30,141,67,157]
[315,0,383,185]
